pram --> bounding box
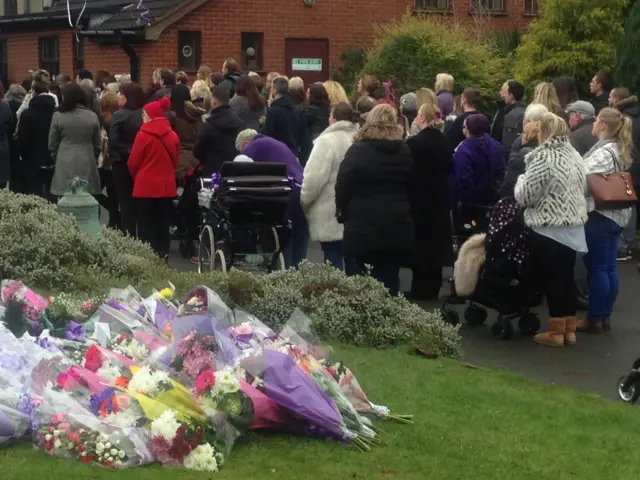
[442,197,541,340]
[196,161,293,273]
[618,358,640,403]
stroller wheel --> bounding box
[442,308,460,326]
[491,317,514,340]
[618,375,640,403]
[465,304,488,326]
[213,250,227,272]
[518,314,541,336]
[198,225,215,274]
[269,252,286,272]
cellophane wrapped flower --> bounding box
[127,366,172,397]
[171,331,217,379]
[108,333,149,363]
[195,368,253,430]
[150,409,224,471]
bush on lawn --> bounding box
[514,0,628,97]
[361,13,508,100]
[0,191,461,357]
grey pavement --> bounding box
[167,240,640,401]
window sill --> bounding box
[468,10,508,16]
[412,8,453,15]
[523,12,539,16]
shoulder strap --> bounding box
[603,145,623,173]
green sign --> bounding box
[292,58,322,71]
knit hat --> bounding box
[566,100,595,118]
[466,113,489,136]
[400,92,417,113]
[144,96,171,119]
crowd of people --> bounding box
[0,61,638,347]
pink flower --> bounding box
[151,435,181,466]
[67,431,80,444]
[58,423,70,432]
[56,370,81,391]
[50,413,67,424]
[195,370,216,393]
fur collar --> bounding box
[617,96,638,110]
[319,120,358,137]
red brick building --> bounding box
[0,0,537,87]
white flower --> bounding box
[150,409,180,443]
[53,429,60,437]
[53,439,61,449]
[183,443,219,472]
[118,450,125,459]
[67,442,74,449]
[105,442,111,449]
[81,452,87,457]
[44,434,52,441]
[110,448,118,456]
[114,460,123,467]
[213,367,239,395]
[128,366,169,397]
[98,434,108,442]
[97,362,121,383]
[96,442,105,453]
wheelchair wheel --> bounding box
[198,225,215,274]
[491,316,514,340]
[213,250,227,272]
[518,313,541,336]
[442,308,460,326]
[618,375,640,403]
[465,304,488,326]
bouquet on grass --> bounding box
[0,279,49,336]
[280,310,413,424]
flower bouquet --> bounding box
[0,280,48,336]
[178,286,234,327]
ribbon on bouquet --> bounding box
[287,175,302,189]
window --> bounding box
[0,40,7,90]
[39,36,59,76]
[73,35,84,71]
[414,0,452,10]
[470,0,505,12]
[177,31,201,71]
[524,0,538,14]
[241,32,264,71]
[4,0,17,15]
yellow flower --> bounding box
[159,287,174,299]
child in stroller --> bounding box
[442,197,541,339]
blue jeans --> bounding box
[320,240,357,272]
[283,221,309,269]
[584,213,623,323]
[352,254,401,296]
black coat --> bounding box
[499,135,538,198]
[336,138,414,257]
[193,105,246,176]
[262,95,310,159]
[17,94,56,169]
[303,104,330,141]
[0,101,12,183]
[591,92,610,115]
[490,99,507,143]
[109,107,144,165]
[6,97,22,183]
[406,127,454,268]
[219,72,241,98]
[447,110,487,149]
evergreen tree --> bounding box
[615,1,640,95]
[514,0,629,96]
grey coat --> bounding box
[229,95,266,131]
[501,101,525,160]
[569,117,597,156]
[49,106,102,195]
[0,100,12,183]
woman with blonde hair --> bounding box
[197,65,213,88]
[499,103,548,197]
[335,104,413,294]
[515,112,588,347]
[405,102,454,299]
[578,107,634,334]
[532,82,562,115]
[176,71,188,85]
[323,80,349,106]
[435,73,455,118]
[289,76,304,90]
[410,88,441,135]
[190,79,211,111]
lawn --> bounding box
[2,346,640,480]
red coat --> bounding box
[128,117,180,198]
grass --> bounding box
[3,346,640,480]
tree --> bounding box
[514,0,629,96]
[615,1,640,95]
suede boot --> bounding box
[534,317,566,347]
[576,319,602,333]
[564,316,577,346]
[602,318,611,332]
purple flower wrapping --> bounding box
[64,322,86,342]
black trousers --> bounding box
[25,168,54,200]
[410,266,443,299]
[529,231,577,318]
[112,162,136,238]
[136,197,172,259]
[95,168,120,229]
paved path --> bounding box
[168,241,640,401]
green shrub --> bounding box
[361,13,509,100]
[332,46,367,98]
[615,1,640,95]
[514,0,628,97]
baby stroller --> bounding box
[196,161,292,273]
[618,358,640,403]
[442,197,541,340]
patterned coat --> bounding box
[514,136,588,228]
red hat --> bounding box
[144,96,170,119]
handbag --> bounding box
[587,147,637,209]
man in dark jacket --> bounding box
[448,88,486,149]
[490,81,509,142]
[500,80,526,160]
[17,80,56,199]
[262,77,310,159]
[149,68,175,102]
[218,58,241,98]
[566,101,597,156]
[193,85,246,176]
[589,71,613,115]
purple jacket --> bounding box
[451,134,505,207]
[437,90,455,118]
[243,134,305,226]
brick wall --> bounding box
[0,0,534,86]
